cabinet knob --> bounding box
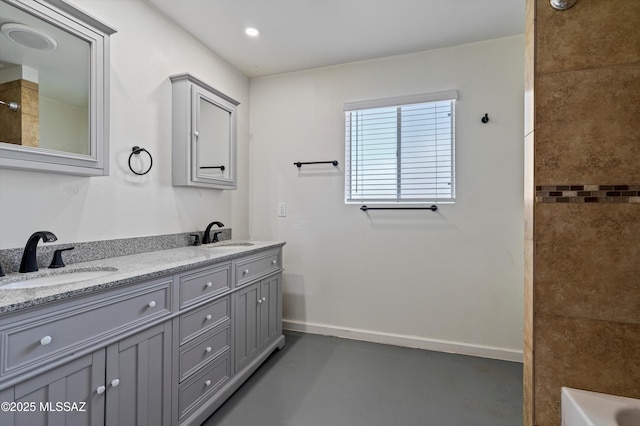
[262,297,267,303]
[111,379,120,388]
[206,281,213,288]
[205,314,212,321]
[194,131,199,137]
[205,346,212,353]
[244,269,249,275]
[96,385,106,395]
[257,298,263,304]
[271,260,277,265]
[148,300,156,308]
[205,380,211,387]
[40,336,52,346]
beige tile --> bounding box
[534,203,640,324]
[535,63,640,184]
[536,0,640,74]
[534,314,640,426]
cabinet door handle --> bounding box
[205,380,211,387]
[257,298,263,304]
[206,281,213,288]
[110,378,120,387]
[194,131,199,137]
[262,297,267,303]
[40,336,52,346]
[271,260,277,265]
[148,300,156,308]
[96,385,106,395]
[205,346,212,353]
[205,314,212,321]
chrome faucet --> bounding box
[19,231,57,273]
[202,221,224,244]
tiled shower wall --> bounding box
[524,1,640,425]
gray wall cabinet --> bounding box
[0,246,285,426]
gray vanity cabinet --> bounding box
[0,244,285,426]
[234,273,282,373]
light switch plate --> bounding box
[278,202,287,217]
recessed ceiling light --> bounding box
[1,23,57,51]
[245,27,260,37]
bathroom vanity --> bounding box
[0,242,285,426]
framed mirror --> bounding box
[0,0,116,176]
[171,73,239,190]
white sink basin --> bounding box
[1,267,118,289]
[562,387,640,426]
[205,241,254,248]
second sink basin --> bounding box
[1,267,118,289]
[205,241,254,248]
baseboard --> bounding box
[283,319,523,363]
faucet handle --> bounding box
[48,247,75,269]
[190,234,201,246]
[212,231,224,243]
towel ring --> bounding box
[128,146,153,175]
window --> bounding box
[344,91,456,204]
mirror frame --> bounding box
[0,0,116,176]
[171,73,239,190]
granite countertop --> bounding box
[0,241,284,314]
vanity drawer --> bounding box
[179,296,230,345]
[179,324,230,382]
[178,351,231,419]
[179,263,231,308]
[235,250,281,287]
[1,279,171,377]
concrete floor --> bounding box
[202,331,523,426]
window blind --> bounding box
[344,91,456,204]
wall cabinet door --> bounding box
[234,273,282,373]
[105,322,172,426]
[0,351,105,426]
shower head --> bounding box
[550,0,578,10]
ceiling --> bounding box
[147,0,525,79]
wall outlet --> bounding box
[278,202,287,217]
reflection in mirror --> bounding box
[0,0,116,176]
[197,94,231,180]
[0,1,90,155]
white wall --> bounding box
[249,35,525,360]
[0,0,250,249]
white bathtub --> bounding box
[562,387,640,426]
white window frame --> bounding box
[344,90,457,205]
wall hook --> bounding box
[481,113,489,124]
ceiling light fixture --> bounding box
[1,23,58,51]
[245,27,260,37]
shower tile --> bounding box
[535,63,640,184]
[536,0,640,74]
[534,203,640,325]
[534,314,640,426]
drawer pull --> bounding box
[205,380,211,387]
[243,269,249,275]
[40,336,52,346]
[111,379,120,388]
[271,260,277,265]
[206,281,213,288]
[205,314,212,321]
[148,301,156,308]
[205,346,212,353]
[96,385,106,395]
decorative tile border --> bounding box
[536,185,640,203]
